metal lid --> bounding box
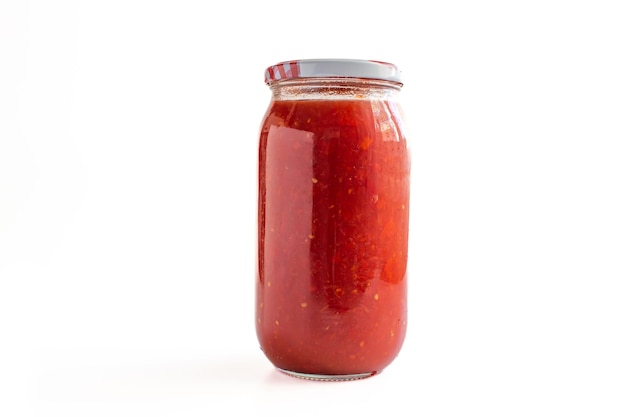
[264,59,402,85]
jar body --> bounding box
[256,79,410,380]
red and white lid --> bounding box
[264,59,402,85]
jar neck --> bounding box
[268,78,402,101]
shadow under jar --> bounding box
[256,59,410,381]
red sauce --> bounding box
[256,97,409,376]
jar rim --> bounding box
[264,59,402,86]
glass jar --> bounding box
[256,59,410,381]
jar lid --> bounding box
[264,59,402,85]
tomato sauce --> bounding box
[256,94,410,378]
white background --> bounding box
[1,0,625,416]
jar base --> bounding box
[277,368,378,382]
